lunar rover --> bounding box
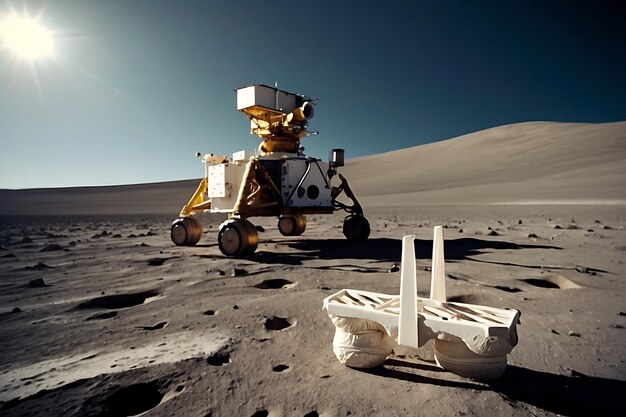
[171,84,369,256]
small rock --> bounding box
[255,226,265,233]
[12,307,22,313]
[601,225,612,230]
[230,268,247,277]
[112,234,122,238]
[568,331,581,337]
[25,262,50,270]
[569,369,586,378]
[487,230,499,236]
[388,264,399,273]
[553,225,562,229]
[41,244,64,252]
[27,278,46,288]
[566,223,578,230]
[617,311,626,316]
[550,329,560,335]
[233,305,239,310]
[527,233,538,239]
[21,236,33,243]
[575,266,589,274]
[518,220,523,224]
[458,229,463,233]
[147,230,157,236]
[609,324,624,329]
[594,220,601,224]
[68,241,76,247]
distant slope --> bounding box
[1,121,624,215]
[342,121,626,206]
[0,179,199,216]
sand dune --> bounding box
[0,179,198,216]
[343,121,626,206]
[1,121,624,216]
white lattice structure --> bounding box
[323,226,521,380]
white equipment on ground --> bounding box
[323,226,521,380]
[171,84,369,256]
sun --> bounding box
[0,12,55,61]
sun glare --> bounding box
[0,12,55,61]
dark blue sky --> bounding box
[1,0,625,188]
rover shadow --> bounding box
[363,362,626,415]
[252,237,561,266]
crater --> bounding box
[207,351,231,366]
[494,285,522,293]
[76,290,159,309]
[101,382,163,417]
[272,364,289,372]
[521,274,581,289]
[523,278,559,289]
[147,257,177,266]
[137,321,168,331]
[264,316,292,331]
[447,294,480,304]
[254,279,294,290]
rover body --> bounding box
[171,84,369,256]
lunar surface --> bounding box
[1,121,625,416]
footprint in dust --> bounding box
[264,316,292,331]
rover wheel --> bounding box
[433,335,508,381]
[171,217,203,246]
[218,218,258,257]
[343,215,370,241]
[277,214,307,236]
